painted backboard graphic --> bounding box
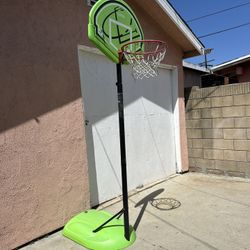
[88,0,144,63]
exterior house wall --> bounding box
[0,1,190,249]
[237,61,250,83]
[184,68,204,88]
[215,61,250,84]
[186,82,250,178]
[0,1,90,249]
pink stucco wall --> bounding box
[0,1,90,249]
[0,1,189,249]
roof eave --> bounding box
[183,61,210,73]
[212,55,250,71]
[155,0,205,56]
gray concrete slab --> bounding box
[21,173,250,250]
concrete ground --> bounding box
[21,173,250,250]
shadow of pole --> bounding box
[133,189,164,231]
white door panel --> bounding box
[79,49,177,206]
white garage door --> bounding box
[78,47,179,206]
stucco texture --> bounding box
[0,1,89,249]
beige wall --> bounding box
[0,1,189,249]
[186,82,250,178]
[0,1,90,249]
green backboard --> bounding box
[88,0,144,63]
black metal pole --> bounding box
[116,63,130,241]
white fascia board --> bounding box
[212,54,250,71]
[183,61,210,73]
[155,0,205,55]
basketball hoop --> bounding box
[120,40,166,79]
[65,1,166,249]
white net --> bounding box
[122,40,166,80]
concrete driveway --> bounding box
[21,173,250,250]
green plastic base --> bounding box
[63,209,136,250]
